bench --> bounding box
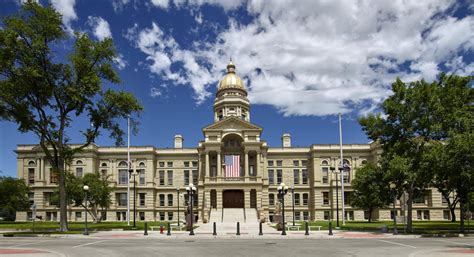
[309,225,322,231]
[286,225,300,231]
[151,223,184,231]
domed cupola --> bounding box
[214,59,251,122]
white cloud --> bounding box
[131,0,474,116]
[113,54,127,70]
[150,87,162,97]
[112,0,131,12]
[87,16,112,41]
[51,0,77,34]
[150,0,169,9]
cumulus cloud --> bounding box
[113,54,128,70]
[87,16,112,41]
[150,87,162,97]
[112,0,131,12]
[130,0,474,116]
[51,0,77,34]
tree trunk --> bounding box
[406,190,413,233]
[368,209,372,223]
[450,207,456,222]
[460,201,465,234]
[58,158,68,232]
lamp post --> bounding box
[332,167,340,227]
[83,185,89,236]
[177,188,180,227]
[390,182,398,235]
[278,182,289,235]
[186,184,197,236]
[129,168,137,228]
[329,166,336,232]
[291,186,295,226]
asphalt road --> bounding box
[0,237,473,257]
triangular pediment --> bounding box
[203,116,262,132]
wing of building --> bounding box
[15,60,453,223]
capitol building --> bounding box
[16,61,451,223]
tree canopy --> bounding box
[0,176,30,221]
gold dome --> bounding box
[218,59,246,91]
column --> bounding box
[217,189,223,209]
[244,189,251,208]
[205,152,210,178]
[244,151,249,177]
[256,152,261,176]
[217,151,221,177]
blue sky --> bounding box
[1,0,473,177]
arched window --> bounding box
[118,161,128,167]
[138,162,146,168]
[101,162,108,167]
[321,160,329,166]
[28,161,36,166]
[361,159,367,165]
[76,160,83,165]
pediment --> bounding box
[203,116,262,132]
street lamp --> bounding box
[291,186,295,226]
[129,168,137,228]
[83,185,89,236]
[177,187,181,227]
[390,182,398,235]
[186,183,197,236]
[278,182,289,235]
[331,166,340,227]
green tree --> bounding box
[0,176,30,221]
[0,2,142,231]
[350,163,390,222]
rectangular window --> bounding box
[28,168,35,184]
[303,211,309,221]
[168,194,173,206]
[268,160,274,167]
[50,168,58,184]
[75,211,82,219]
[118,193,127,206]
[344,192,351,205]
[442,196,448,204]
[322,192,329,205]
[184,170,190,185]
[159,170,165,186]
[159,194,165,206]
[268,170,274,185]
[168,212,174,221]
[302,193,309,206]
[293,160,299,166]
[343,170,350,183]
[249,165,255,176]
[301,160,307,166]
[159,212,165,221]
[364,211,370,220]
[321,167,328,184]
[443,210,450,220]
[276,160,282,167]
[269,194,275,206]
[119,169,128,185]
[28,192,34,205]
[138,170,145,185]
[76,167,83,177]
[192,161,198,167]
[184,161,190,167]
[192,170,198,185]
[346,211,354,221]
[101,211,107,221]
[276,169,282,184]
[159,162,165,167]
[302,169,308,184]
[294,193,300,205]
[293,169,300,184]
[413,193,426,204]
[167,170,173,185]
[391,210,397,220]
[211,166,217,177]
[295,211,301,220]
[27,212,33,220]
[139,212,145,221]
[167,161,173,168]
[324,211,330,220]
[139,193,146,206]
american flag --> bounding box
[225,155,240,177]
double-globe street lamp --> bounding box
[390,182,398,235]
[278,182,289,236]
[330,166,340,227]
[83,185,89,236]
[186,183,197,236]
[128,168,137,228]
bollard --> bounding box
[167,222,171,236]
[328,221,333,236]
[305,221,309,236]
[236,222,240,236]
[213,222,217,236]
[160,224,164,234]
[144,222,148,236]
[259,222,263,236]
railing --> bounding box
[205,176,261,183]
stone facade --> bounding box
[15,61,456,223]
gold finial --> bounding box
[227,57,235,73]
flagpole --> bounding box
[339,113,345,225]
[127,116,131,226]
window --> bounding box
[293,160,299,166]
[116,212,126,221]
[76,160,83,165]
[184,170,190,185]
[344,192,352,205]
[276,160,282,167]
[159,194,165,206]
[346,211,354,221]
[168,194,173,206]
[184,161,190,167]
[442,196,448,204]
[443,210,451,220]
[119,170,128,184]
[192,170,198,185]
[168,212,174,221]
[391,210,397,220]
[293,169,300,184]
[167,161,173,168]
[28,160,36,166]
[118,161,128,168]
[75,212,82,219]
[211,166,217,177]
[294,193,300,205]
[249,165,255,176]
[101,169,107,179]
[50,168,58,184]
[269,194,275,206]
[159,170,165,186]
[322,192,329,205]
[268,170,274,185]
[139,212,145,221]
[192,161,198,167]
[276,169,282,184]
[303,211,309,221]
[159,212,165,221]
[118,193,127,206]
[324,211,330,220]
[302,193,309,206]
[343,170,350,183]
[321,160,329,166]
[159,162,165,167]
[28,192,34,205]
[268,160,274,167]
[167,170,173,185]
[364,211,371,220]
[28,168,35,184]
[138,169,145,185]
[101,211,107,221]
[321,167,328,184]
[302,169,308,184]
[139,193,146,206]
[101,162,108,167]
[413,193,426,204]
[27,212,33,220]
[301,160,307,166]
[76,167,83,177]
[295,212,301,220]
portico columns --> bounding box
[217,151,221,176]
[256,152,261,176]
[244,151,249,176]
[205,152,210,177]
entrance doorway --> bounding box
[210,190,217,209]
[223,190,244,208]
